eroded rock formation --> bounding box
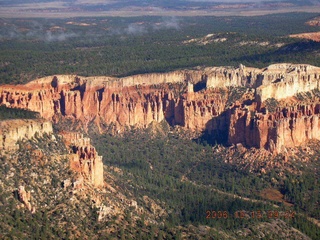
[1,63,320,153]
[227,102,320,153]
[0,119,53,151]
[256,64,320,102]
[17,186,36,213]
[61,132,104,188]
[0,118,104,188]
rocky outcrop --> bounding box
[205,64,262,88]
[227,103,320,153]
[289,32,320,42]
[61,132,104,188]
[1,64,319,125]
[0,119,53,151]
[256,64,320,102]
[1,63,320,153]
[0,72,227,131]
[205,63,320,102]
[0,118,103,188]
[17,186,36,213]
[182,89,227,132]
[306,17,320,27]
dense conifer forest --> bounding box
[90,125,320,239]
[0,13,319,84]
[0,106,40,120]
[0,12,320,239]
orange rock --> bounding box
[227,103,320,153]
[61,132,104,188]
[1,64,320,155]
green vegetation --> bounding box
[226,87,248,107]
[295,89,320,101]
[0,13,319,84]
[0,105,40,120]
[90,126,320,238]
[0,124,319,239]
[264,98,280,113]
[1,12,320,239]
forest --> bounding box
[0,12,320,239]
[0,106,40,120]
[0,12,319,84]
[90,125,320,239]
[0,124,318,239]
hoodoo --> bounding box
[1,63,320,152]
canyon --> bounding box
[1,63,320,154]
[0,63,319,239]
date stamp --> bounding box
[206,210,295,219]
[206,210,229,219]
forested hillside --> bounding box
[1,12,320,239]
[90,125,320,239]
[0,13,319,84]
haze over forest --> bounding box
[0,0,320,239]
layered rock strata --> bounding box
[227,102,320,153]
[0,118,103,188]
[61,132,104,188]
[0,119,53,151]
[1,63,320,153]
[256,64,320,102]
[0,64,319,125]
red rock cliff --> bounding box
[1,63,320,153]
[0,72,227,132]
[227,103,320,153]
[61,132,104,188]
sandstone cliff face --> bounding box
[0,71,227,131]
[205,64,262,88]
[227,103,320,153]
[1,64,318,124]
[256,64,320,102]
[0,118,103,188]
[203,64,320,102]
[61,132,104,188]
[1,63,320,153]
[182,90,227,132]
[0,119,53,151]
